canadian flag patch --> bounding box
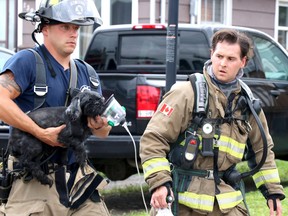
[160,103,174,116]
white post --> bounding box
[150,0,156,23]
[160,0,166,23]
[101,0,110,26]
[132,0,139,24]
[224,0,233,25]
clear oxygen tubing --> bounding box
[122,122,149,215]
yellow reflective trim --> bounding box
[252,169,281,188]
[198,135,245,159]
[50,0,59,5]
[180,140,185,146]
[217,136,246,159]
[178,192,214,212]
[216,191,243,209]
[142,158,170,179]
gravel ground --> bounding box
[101,174,151,216]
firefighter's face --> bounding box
[210,41,247,83]
[42,23,80,57]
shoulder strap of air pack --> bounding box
[238,79,255,101]
[188,73,208,115]
[28,49,79,110]
[188,74,258,114]
[28,49,47,111]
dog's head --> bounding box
[65,90,105,121]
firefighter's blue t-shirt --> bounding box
[2,45,102,112]
[1,44,102,164]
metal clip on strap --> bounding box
[205,170,214,180]
[34,85,48,96]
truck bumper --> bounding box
[85,135,141,158]
[0,133,141,159]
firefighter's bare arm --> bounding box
[87,115,112,138]
[268,198,282,216]
[0,71,65,147]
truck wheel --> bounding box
[104,160,135,181]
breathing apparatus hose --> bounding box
[223,94,268,195]
[239,95,268,180]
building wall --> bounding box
[139,0,191,24]
[139,0,150,23]
[179,0,191,23]
[232,0,276,36]
[1,0,280,51]
[20,0,38,49]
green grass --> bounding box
[104,160,288,216]
[246,187,288,215]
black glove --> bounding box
[266,194,285,211]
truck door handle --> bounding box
[270,89,285,96]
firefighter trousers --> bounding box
[0,172,110,216]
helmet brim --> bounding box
[18,12,101,26]
[69,18,96,26]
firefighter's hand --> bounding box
[268,198,282,216]
[88,116,111,138]
[150,185,173,209]
[37,125,66,147]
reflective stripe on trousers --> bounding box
[178,190,243,212]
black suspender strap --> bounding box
[28,49,48,111]
[30,50,96,110]
[69,60,78,88]
[55,166,69,207]
[64,60,78,106]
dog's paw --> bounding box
[40,177,53,188]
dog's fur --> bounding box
[8,90,105,187]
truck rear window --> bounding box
[84,29,210,73]
[119,35,166,66]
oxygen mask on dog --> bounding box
[102,94,126,127]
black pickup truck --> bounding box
[1,24,288,180]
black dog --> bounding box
[8,90,105,187]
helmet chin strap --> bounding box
[32,28,41,46]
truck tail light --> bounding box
[136,85,161,118]
[132,24,166,30]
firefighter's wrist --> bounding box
[151,181,172,195]
[163,182,172,195]
[163,182,174,203]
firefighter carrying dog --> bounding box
[0,0,112,215]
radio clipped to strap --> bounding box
[89,76,100,89]
[77,59,100,91]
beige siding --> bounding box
[139,0,150,23]
[232,0,276,37]
[20,0,36,49]
[139,0,191,24]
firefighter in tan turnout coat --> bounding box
[140,29,285,216]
